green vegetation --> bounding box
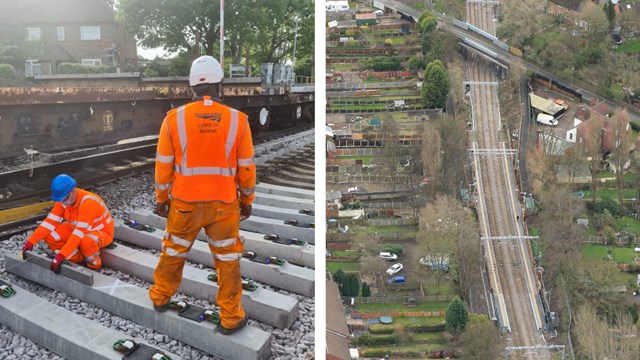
[616,40,640,54]
[0,64,17,79]
[336,155,373,164]
[581,245,638,264]
[331,250,360,258]
[327,104,388,111]
[355,301,449,312]
[343,273,361,296]
[445,296,469,334]
[421,59,449,107]
[327,260,360,273]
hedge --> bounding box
[369,325,395,334]
[354,334,398,346]
[406,324,446,333]
[58,62,116,74]
[361,348,422,358]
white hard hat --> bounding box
[189,55,223,86]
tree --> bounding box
[581,117,605,207]
[497,0,548,48]
[603,2,616,28]
[422,60,449,108]
[116,0,313,70]
[342,274,360,297]
[573,305,640,360]
[418,11,437,34]
[537,186,586,281]
[361,282,371,297]
[459,318,502,360]
[0,64,16,79]
[608,110,632,205]
[333,268,346,286]
[445,296,468,334]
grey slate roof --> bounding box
[0,0,115,24]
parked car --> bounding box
[387,276,405,284]
[386,263,403,276]
[379,252,398,261]
[373,9,384,16]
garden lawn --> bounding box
[355,301,449,313]
[581,244,638,264]
[616,217,640,236]
[327,260,361,273]
[616,40,640,54]
[328,104,388,110]
[332,250,360,259]
[336,155,373,164]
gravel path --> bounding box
[0,172,315,360]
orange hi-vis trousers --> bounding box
[149,198,245,329]
[41,222,112,269]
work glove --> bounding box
[21,242,33,260]
[240,204,252,221]
[157,199,171,218]
[50,253,65,274]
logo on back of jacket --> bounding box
[195,112,223,133]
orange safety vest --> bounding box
[27,188,114,259]
[155,96,256,205]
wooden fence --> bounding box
[350,310,447,319]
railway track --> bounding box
[0,131,315,360]
[466,2,548,359]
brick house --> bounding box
[0,0,137,76]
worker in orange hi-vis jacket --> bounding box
[149,55,256,335]
[21,174,114,273]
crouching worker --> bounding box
[21,174,114,273]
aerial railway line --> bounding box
[465,2,548,358]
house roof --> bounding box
[574,107,591,122]
[0,0,115,24]
[355,13,377,20]
[591,101,609,117]
[326,279,351,359]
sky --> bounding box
[137,47,171,60]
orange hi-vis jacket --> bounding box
[155,96,256,205]
[26,188,114,259]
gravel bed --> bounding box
[0,172,315,359]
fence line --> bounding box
[347,295,452,305]
[328,90,418,98]
[327,80,416,90]
[368,218,415,226]
[327,174,414,184]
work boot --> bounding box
[153,302,169,313]
[217,317,247,335]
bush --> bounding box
[58,62,115,74]
[333,268,346,285]
[363,56,402,71]
[354,334,398,346]
[406,56,426,72]
[361,348,422,358]
[362,282,371,297]
[406,324,446,333]
[379,244,403,255]
[0,64,17,79]
[384,39,393,47]
[595,196,620,216]
[342,273,360,296]
[369,325,395,334]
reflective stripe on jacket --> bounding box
[26,188,114,258]
[155,96,256,205]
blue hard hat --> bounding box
[51,174,77,201]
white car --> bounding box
[379,252,398,261]
[386,263,403,276]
